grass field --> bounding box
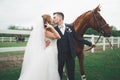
[0,48,120,80]
[0,42,27,47]
[0,51,24,55]
[83,48,120,80]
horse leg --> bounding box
[78,51,86,80]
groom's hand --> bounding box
[91,43,96,48]
[45,40,50,47]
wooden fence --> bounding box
[0,29,120,53]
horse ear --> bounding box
[94,4,101,13]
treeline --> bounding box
[0,25,120,37]
[111,30,120,37]
[85,26,120,37]
[0,25,32,37]
[85,28,120,37]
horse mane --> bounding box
[71,10,92,36]
[71,5,101,26]
[71,11,91,26]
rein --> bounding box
[84,33,102,51]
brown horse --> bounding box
[71,5,112,79]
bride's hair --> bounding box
[42,14,52,27]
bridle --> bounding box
[85,10,109,51]
[92,10,108,35]
[86,11,120,58]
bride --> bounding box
[18,14,61,80]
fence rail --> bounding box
[0,29,31,35]
[0,29,120,53]
[0,37,29,42]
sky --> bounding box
[0,0,120,30]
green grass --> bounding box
[0,48,120,80]
[0,42,27,47]
[0,67,21,80]
[84,48,120,80]
[0,51,24,55]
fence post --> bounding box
[10,37,12,42]
[111,36,114,49]
[118,37,120,48]
[1,37,4,42]
[103,37,106,51]
[91,34,94,53]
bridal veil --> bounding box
[19,16,45,77]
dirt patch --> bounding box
[0,54,23,70]
[0,45,118,70]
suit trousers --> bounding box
[58,52,75,80]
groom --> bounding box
[53,12,95,80]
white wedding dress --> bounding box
[18,17,60,80]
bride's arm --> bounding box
[45,24,61,39]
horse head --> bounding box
[73,5,112,37]
[88,5,112,37]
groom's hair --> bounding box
[53,12,64,20]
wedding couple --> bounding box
[18,12,95,80]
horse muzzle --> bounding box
[101,30,111,37]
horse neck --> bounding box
[73,11,91,36]
[77,25,88,37]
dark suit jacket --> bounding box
[55,24,92,57]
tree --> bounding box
[8,25,18,30]
[111,25,117,30]
[112,30,120,37]
[85,26,120,37]
[85,28,99,35]
[110,26,120,37]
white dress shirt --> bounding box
[59,23,66,35]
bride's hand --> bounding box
[45,23,53,30]
[45,40,50,47]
